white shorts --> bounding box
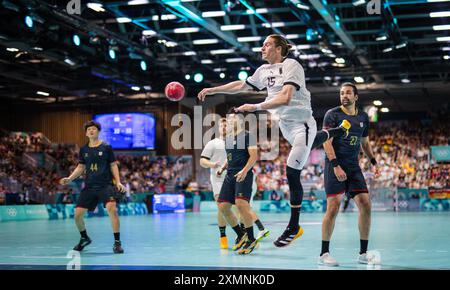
[211,174,225,200]
[279,116,317,170]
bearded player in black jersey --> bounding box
[318,83,378,266]
[60,120,126,254]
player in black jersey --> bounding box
[318,83,378,266]
[216,108,260,255]
[60,120,126,254]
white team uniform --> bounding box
[201,138,227,199]
[246,57,317,170]
[201,138,258,201]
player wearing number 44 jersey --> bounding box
[59,120,126,254]
[318,83,379,267]
[198,34,351,249]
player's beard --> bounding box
[341,99,354,107]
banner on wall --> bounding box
[153,194,185,213]
[431,146,450,162]
[259,200,324,213]
[428,187,450,199]
[0,205,48,221]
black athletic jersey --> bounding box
[323,106,369,167]
[78,142,116,186]
[225,131,257,173]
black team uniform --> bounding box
[74,142,123,254]
[321,106,370,256]
[218,130,257,254]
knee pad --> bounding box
[286,166,304,206]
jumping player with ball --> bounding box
[198,34,351,249]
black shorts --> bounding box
[217,171,253,204]
[324,162,369,198]
[76,184,118,211]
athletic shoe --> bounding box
[238,239,259,255]
[273,226,304,248]
[220,236,228,249]
[358,253,370,264]
[113,241,124,254]
[339,119,351,138]
[232,233,247,251]
[73,237,92,252]
[318,252,339,266]
[256,229,270,242]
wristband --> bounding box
[255,104,262,111]
[330,159,339,167]
[370,158,377,166]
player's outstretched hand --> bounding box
[234,169,248,182]
[235,104,256,113]
[116,183,126,193]
[59,177,71,185]
[197,88,214,101]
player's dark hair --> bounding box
[84,120,101,132]
[341,82,358,96]
[268,34,292,57]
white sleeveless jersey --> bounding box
[201,138,227,180]
[246,57,313,122]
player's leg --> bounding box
[235,172,259,254]
[235,199,259,254]
[249,176,270,241]
[274,118,317,248]
[311,120,351,149]
[218,202,246,251]
[349,170,371,263]
[101,185,123,253]
[216,197,229,249]
[74,207,88,233]
[212,178,229,249]
[217,174,246,251]
[106,201,124,254]
[319,194,344,266]
[318,162,346,266]
[74,207,91,251]
[73,189,94,251]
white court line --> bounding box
[436,250,448,253]
[0,262,293,270]
[10,256,68,259]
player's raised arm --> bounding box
[197,81,252,101]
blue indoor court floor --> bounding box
[1,211,449,270]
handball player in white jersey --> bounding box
[198,34,350,248]
[200,118,270,249]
